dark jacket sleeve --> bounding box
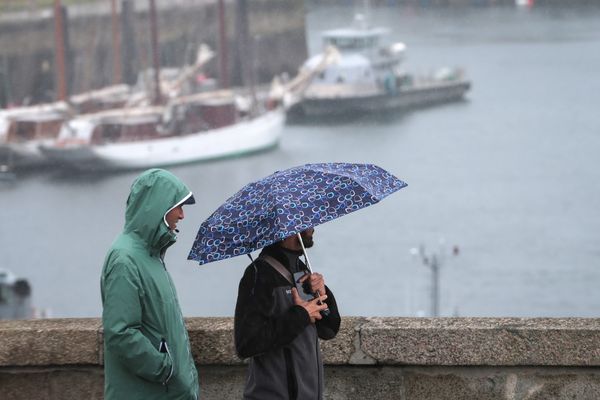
[234,261,311,359]
[315,285,341,340]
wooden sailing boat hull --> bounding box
[40,108,285,171]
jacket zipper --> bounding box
[315,330,321,400]
[159,256,176,392]
[283,347,298,400]
[160,256,197,395]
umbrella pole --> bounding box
[297,233,313,273]
[297,233,329,315]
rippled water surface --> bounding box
[1,3,599,318]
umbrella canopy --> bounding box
[188,162,407,265]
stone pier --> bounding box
[1,317,600,399]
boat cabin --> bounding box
[0,102,70,140]
[56,107,165,146]
[168,98,238,134]
[304,26,406,96]
[322,28,387,53]
[6,112,65,143]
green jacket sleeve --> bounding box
[102,260,173,384]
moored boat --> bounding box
[39,88,285,171]
[0,103,71,168]
[0,43,214,170]
[0,85,134,168]
[288,15,471,119]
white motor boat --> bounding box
[289,14,471,118]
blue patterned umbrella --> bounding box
[187,163,407,265]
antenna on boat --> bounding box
[354,0,371,29]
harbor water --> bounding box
[1,3,599,318]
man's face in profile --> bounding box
[300,228,314,248]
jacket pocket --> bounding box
[283,347,298,400]
[158,338,175,388]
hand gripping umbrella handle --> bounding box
[297,233,330,317]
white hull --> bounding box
[297,80,471,117]
[0,140,55,168]
[289,19,471,120]
[40,108,285,171]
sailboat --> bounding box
[39,88,285,171]
[0,85,133,169]
[0,0,134,170]
[38,0,286,171]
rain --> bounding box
[1,0,600,320]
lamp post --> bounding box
[410,241,459,317]
[428,252,440,317]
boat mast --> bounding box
[148,0,162,105]
[110,0,122,85]
[53,0,68,101]
[218,0,229,89]
[235,0,257,113]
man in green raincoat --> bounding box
[101,168,199,399]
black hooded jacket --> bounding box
[234,244,341,400]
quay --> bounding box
[1,317,600,399]
[0,0,306,105]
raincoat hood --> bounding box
[124,168,194,254]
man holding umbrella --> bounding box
[187,162,407,399]
[234,227,340,400]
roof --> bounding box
[322,27,388,40]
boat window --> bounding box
[327,37,367,50]
[8,118,63,142]
[13,121,37,141]
[102,124,122,144]
[122,122,158,142]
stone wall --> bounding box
[1,317,600,399]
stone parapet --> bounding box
[1,317,600,399]
[0,318,101,366]
[357,317,600,366]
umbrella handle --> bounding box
[297,232,313,273]
[297,233,329,316]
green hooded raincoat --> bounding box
[101,169,199,400]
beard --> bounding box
[300,230,314,248]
